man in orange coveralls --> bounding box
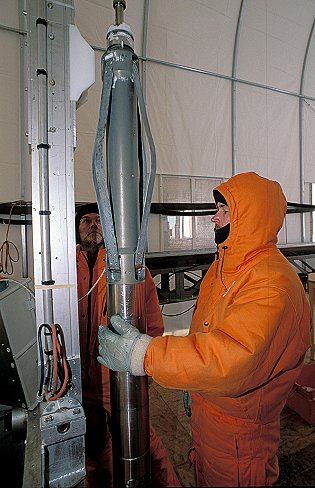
[98,172,312,487]
[75,202,180,488]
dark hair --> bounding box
[75,202,99,244]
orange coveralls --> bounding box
[76,246,180,487]
[144,172,311,486]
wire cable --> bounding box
[0,202,20,275]
[0,278,35,298]
[48,323,70,401]
[161,302,195,317]
[37,322,71,401]
[37,323,52,399]
[78,266,106,301]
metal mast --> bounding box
[26,1,85,485]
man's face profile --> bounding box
[211,203,230,230]
[79,212,104,251]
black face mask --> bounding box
[214,223,230,245]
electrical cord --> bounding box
[0,202,20,275]
[161,302,195,317]
[0,278,35,298]
[37,322,71,401]
[78,266,106,301]
[48,324,70,401]
[37,323,52,399]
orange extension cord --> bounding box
[48,323,70,401]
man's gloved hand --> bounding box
[98,314,152,376]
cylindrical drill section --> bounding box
[108,282,150,487]
[107,48,140,271]
[105,22,151,486]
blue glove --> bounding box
[98,314,152,375]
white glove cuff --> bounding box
[130,334,152,376]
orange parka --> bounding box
[144,172,311,487]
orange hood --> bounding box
[213,172,287,273]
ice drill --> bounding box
[92,1,156,486]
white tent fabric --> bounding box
[1,0,315,270]
[73,0,315,251]
[0,0,23,202]
[73,0,315,202]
